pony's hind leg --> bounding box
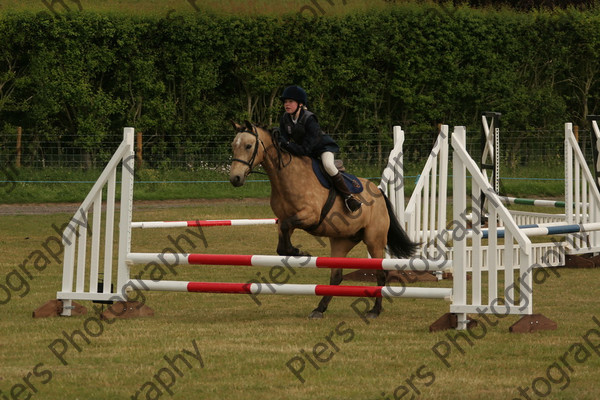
[309,238,357,319]
[366,270,389,318]
[364,235,389,319]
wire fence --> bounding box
[0,127,592,174]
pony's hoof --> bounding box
[308,311,324,319]
[292,248,311,257]
[366,312,380,319]
[278,248,311,257]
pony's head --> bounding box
[229,121,265,187]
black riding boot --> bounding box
[331,172,362,213]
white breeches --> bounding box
[320,151,338,176]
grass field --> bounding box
[0,0,395,16]
[1,202,600,400]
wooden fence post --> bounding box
[136,130,143,168]
[16,126,22,168]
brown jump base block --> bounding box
[430,313,557,333]
[429,312,478,332]
[565,253,600,268]
[509,314,557,333]
[100,301,154,320]
[32,299,88,318]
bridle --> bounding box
[231,126,267,175]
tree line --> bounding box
[0,4,599,167]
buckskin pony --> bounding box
[229,121,419,319]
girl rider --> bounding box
[278,85,362,213]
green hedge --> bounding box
[1,5,599,167]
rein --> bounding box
[271,128,293,170]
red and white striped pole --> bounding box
[130,279,453,300]
[131,218,278,229]
[127,253,451,272]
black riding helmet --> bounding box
[280,85,308,106]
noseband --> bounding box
[231,127,266,175]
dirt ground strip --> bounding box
[0,198,270,216]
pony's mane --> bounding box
[253,123,293,169]
[254,124,276,139]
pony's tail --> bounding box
[381,189,420,258]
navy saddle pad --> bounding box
[311,158,363,194]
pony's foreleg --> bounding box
[309,268,343,319]
[276,217,310,256]
[309,238,358,319]
[276,213,319,256]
